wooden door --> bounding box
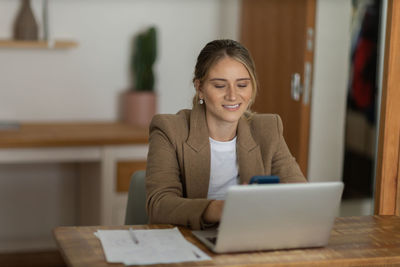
[240,0,316,176]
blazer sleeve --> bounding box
[271,115,307,183]
[145,115,212,230]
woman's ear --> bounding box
[194,79,200,91]
[194,79,203,98]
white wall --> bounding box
[0,0,240,121]
[0,0,240,252]
[308,0,352,182]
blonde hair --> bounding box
[192,39,258,113]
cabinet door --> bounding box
[241,0,316,176]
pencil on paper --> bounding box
[192,250,201,258]
[129,228,139,244]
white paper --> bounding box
[95,227,211,265]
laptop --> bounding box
[192,182,344,253]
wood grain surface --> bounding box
[240,0,315,176]
[53,216,400,267]
[0,122,148,148]
[375,0,400,216]
[0,40,78,49]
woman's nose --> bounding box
[225,86,237,101]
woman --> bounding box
[146,39,306,230]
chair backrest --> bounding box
[125,170,148,225]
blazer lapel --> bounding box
[237,116,265,183]
[184,104,211,198]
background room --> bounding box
[0,0,385,263]
[0,0,241,253]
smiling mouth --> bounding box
[223,104,241,110]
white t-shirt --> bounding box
[207,136,239,200]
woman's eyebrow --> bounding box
[209,78,227,82]
[209,78,251,82]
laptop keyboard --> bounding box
[206,237,217,244]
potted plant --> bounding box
[122,26,157,127]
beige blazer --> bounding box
[145,104,306,230]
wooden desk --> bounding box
[54,216,400,267]
[0,122,149,251]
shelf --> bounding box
[0,40,78,49]
[0,122,148,148]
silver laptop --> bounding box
[192,182,344,253]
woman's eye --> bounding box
[238,83,248,88]
[214,84,225,89]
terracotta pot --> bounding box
[122,91,156,127]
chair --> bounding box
[125,170,148,225]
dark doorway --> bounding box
[342,0,381,200]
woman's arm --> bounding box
[271,115,307,183]
[202,200,224,223]
[145,115,213,230]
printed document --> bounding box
[95,227,211,265]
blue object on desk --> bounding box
[249,175,280,184]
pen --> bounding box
[192,250,201,259]
[129,228,139,244]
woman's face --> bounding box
[198,57,253,128]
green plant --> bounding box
[131,26,157,91]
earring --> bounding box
[199,99,204,105]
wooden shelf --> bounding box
[0,40,78,49]
[0,122,148,148]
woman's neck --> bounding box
[207,120,238,142]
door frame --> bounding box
[374,0,400,215]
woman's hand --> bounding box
[203,200,224,223]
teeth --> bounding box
[224,104,239,108]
